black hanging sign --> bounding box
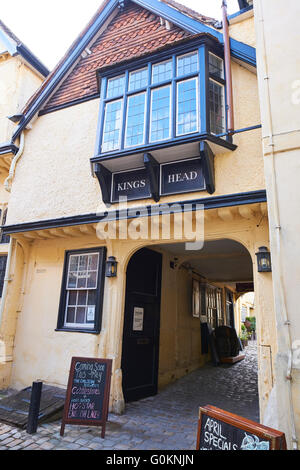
[197,406,287,451]
[60,357,112,439]
[111,168,151,202]
[160,158,205,196]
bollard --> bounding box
[26,381,43,434]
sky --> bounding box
[0,0,239,70]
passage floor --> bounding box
[0,342,258,450]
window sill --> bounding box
[91,133,236,166]
[55,327,100,335]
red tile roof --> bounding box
[22,0,218,116]
[43,2,193,111]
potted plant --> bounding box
[239,325,249,348]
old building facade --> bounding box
[0,19,48,388]
[1,0,296,449]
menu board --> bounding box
[197,406,286,451]
[60,357,112,439]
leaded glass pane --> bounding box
[152,60,172,84]
[209,53,224,79]
[102,100,123,152]
[177,52,198,76]
[125,93,146,147]
[106,75,125,99]
[129,68,148,92]
[177,78,198,135]
[209,79,225,135]
[150,86,171,142]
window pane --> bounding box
[177,79,198,136]
[76,307,86,324]
[0,209,10,244]
[79,255,88,271]
[125,93,146,147]
[66,307,76,324]
[88,254,99,271]
[78,290,87,306]
[107,75,125,99]
[129,68,148,92]
[0,255,7,297]
[152,60,172,84]
[87,271,98,289]
[68,291,77,306]
[77,272,88,289]
[102,100,123,152]
[67,272,77,289]
[88,290,96,306]
[209,53,224,79]
[177,52,198,76]
[69,255,79,272]
[150,86,171,142]
[209,79,225,135]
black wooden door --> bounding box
[121,248,162,402]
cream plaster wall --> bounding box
[229,14,256,48]
[6,58,265,226]
[254,0,300,449]
[1,207,275,420]
[10,236,106,390]
[0,56,42,144]
[158,252,207,389]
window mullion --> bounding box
[96,77,107,155]
[120,70,129,150]
[171,54,176,140]
[145,63,152,145]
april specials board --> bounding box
[60,357,112,439]
[197,406,286,451]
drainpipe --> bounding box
[4,131,25,193]
[221,0,235,135]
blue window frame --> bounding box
[96,41,226,157]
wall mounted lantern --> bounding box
[256,247,272,272]
[105,256,118,278]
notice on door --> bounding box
[133,307,144,331]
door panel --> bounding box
[122,249,162,402]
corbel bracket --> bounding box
[200,141,215,195]
[144,153,160,203]
[94,163,112,207]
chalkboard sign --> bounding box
[197,406,286,451]
[60,357,112,439]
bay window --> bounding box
[97,42,227,157]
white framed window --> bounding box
[64,252,100,329]
[58,248,106,333]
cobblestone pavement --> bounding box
[0,342,259,451]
